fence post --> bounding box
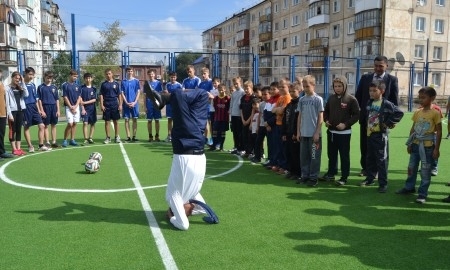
[323,56,330,100]
[408,62,415,112]
[355,58,361,87]
[17,50,23,73]
[253,54,259,84]
[289,55,295,82]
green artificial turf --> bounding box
[1,116,449,269]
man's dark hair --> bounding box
[374,55,388,63]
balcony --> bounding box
[355,0,381,13]
[259,32,272,42]
[259,13,271,23]
[0,49,18,66]
[42,22,51,33]
[17,25,36,42]
[309,37,328,49]
[237,39,249,47]
[308,14,329,27]
[236,29,249,47]
[259,67,272,76]
[18,0,33,9]
[355,26,381,40]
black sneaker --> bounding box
[359,170,367,177]
[307,179,318,187]
[442,196,450,203]
[360,180,375,186]
[335,178,347,186]
[395,188,416,194]
[132,137,139,142]
[378,185,388,193]
[296,177,308,185]
[319,174,335,181]
[125,137,132,143]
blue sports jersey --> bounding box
[37,83,58,105]
[148,79,163,93]
[100,80,121,106]
[198,79,213,92]
[181,76,201,90]
[121,78,140,103]
[166,81,182,93]
[62,82,81,106]
[24,82,38,105]
[170,88,209,154]
[80,85,97,111]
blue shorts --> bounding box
[42,104,58,126]
[165,104,172,118]
[146,99,161,120]
[23,103,43,127]
[82,108,97,124]
[123,105,139,119]
[103,105,121,121]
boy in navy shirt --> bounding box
[80,73,97,144]
[37,70,59,148]
[61,70,81,147]
[99,68,122,144]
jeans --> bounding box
[300,136,322,179]
[404,143,433,197]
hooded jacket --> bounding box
[324,76,360,131]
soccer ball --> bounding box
[89,152,102,163]
[85,159,100,173]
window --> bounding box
[413,72,424,86]
[292,0,300,5]
[283,19,287,29]
[354,9,381,30]
[274,40,278,51]
[435,19,444,33]
[274,59,279,67]
[282,38,287,49]
[347,21,354,34]
[346,72,355,84]
[274,22,279,31]
[416,17,425,31]
[436,0,445,6]
[333,0,341,12]
[433,46,442,59]
[347,47,353,59]
[332,49,340,61]
[0,23,5,46]
[305,32,310,43]
[348,0,355,8]
[251,30,255,39]
[283,0,288,9]
[333,24,340,38]
[282,57,287,67]
[432,73,441,86]
[291,35,299,46]
[274,3,279,13]
[292,14,300,26]
[316,74,324,85]
[415,45,424,58]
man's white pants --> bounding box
[166,154,206,230]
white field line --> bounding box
[118,142,178,270]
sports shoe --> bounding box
[442,196,450,203]
[39,145,50,151]
[431,169,438,176]
[132,137,139,142]
[28,146,35,153]
[88,138,94,144]
[378,185,388,193]
[230,149,238,155]
[104,137,111,144]
[319,174,335,181]
[69,140,78,146]
[228,147,237,153]
[51,142,59,148]
[250,157,261,164]
[165,136,171,142]
[446,134,450,139]
[125,137,132,143]
[360,180,375,186]
[335,179,347,186]
[44,142,51,148]
[307,179,318,187]
[415,195,426,204]
[148,135,154,142]
[296,177,308,185]
[395,188,416,194]
[115,136,122,143]
[262,160,271,166]
[13,149,22,156]
[359,170,367,177]
[0,152,14,158]
[154,135,160,142]
[83,139,89,144]
[62,140,68,147]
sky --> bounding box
[57,0,263,52]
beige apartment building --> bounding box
[202,0,450,101]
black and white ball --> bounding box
[85,159,100,173]
[89,152,103,163]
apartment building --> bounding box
[202,0,450,98]
[0,0,67,83]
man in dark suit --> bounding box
[355,56,399,176]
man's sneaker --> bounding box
[296,177,308,185]
[44,142,51,148]
[148,135,154,142]
[28,146,35,153]
[83,139,89,145]
[446,134,450,139]
[0,153,14,158]
[215,146,221,151]
[104,137,111,144]
[395,188,416,194]
[360,180,375,186]
[165,136,171,142]
[62,140,68,147]
[442,196,450,203]
[125,137,132,143]
[431,169,438,176]
[262,159,271,166]
[319,174,335,181]
[69,140,78,146]
[378,185,388,193]
[230,149,238,155]
[359,170,367,177]
[115,136,122,143]
[307,179,318,187]
[228,147,237,153]
[132,137,139,142]
[39,145,50,151]
[88,138,94,144]
[415,195,426,204]
[13,149,22,156]
[335,179,347,186]
[250,157,261,164]
[51,142,59,148]
[154,135,160,142]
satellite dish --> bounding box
[417,0,425,6]
[396,52,406,66]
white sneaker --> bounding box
[115,136,122,143]
[431,169,438,176]
[28,146,35,153]
[104,137,111,144]
[39,145,51,151]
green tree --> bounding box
[51,51,72,89]
[83,20,125,87]
[174,52,201,81]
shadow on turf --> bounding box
[16,201,187,231]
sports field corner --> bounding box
[1,117,450,269]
